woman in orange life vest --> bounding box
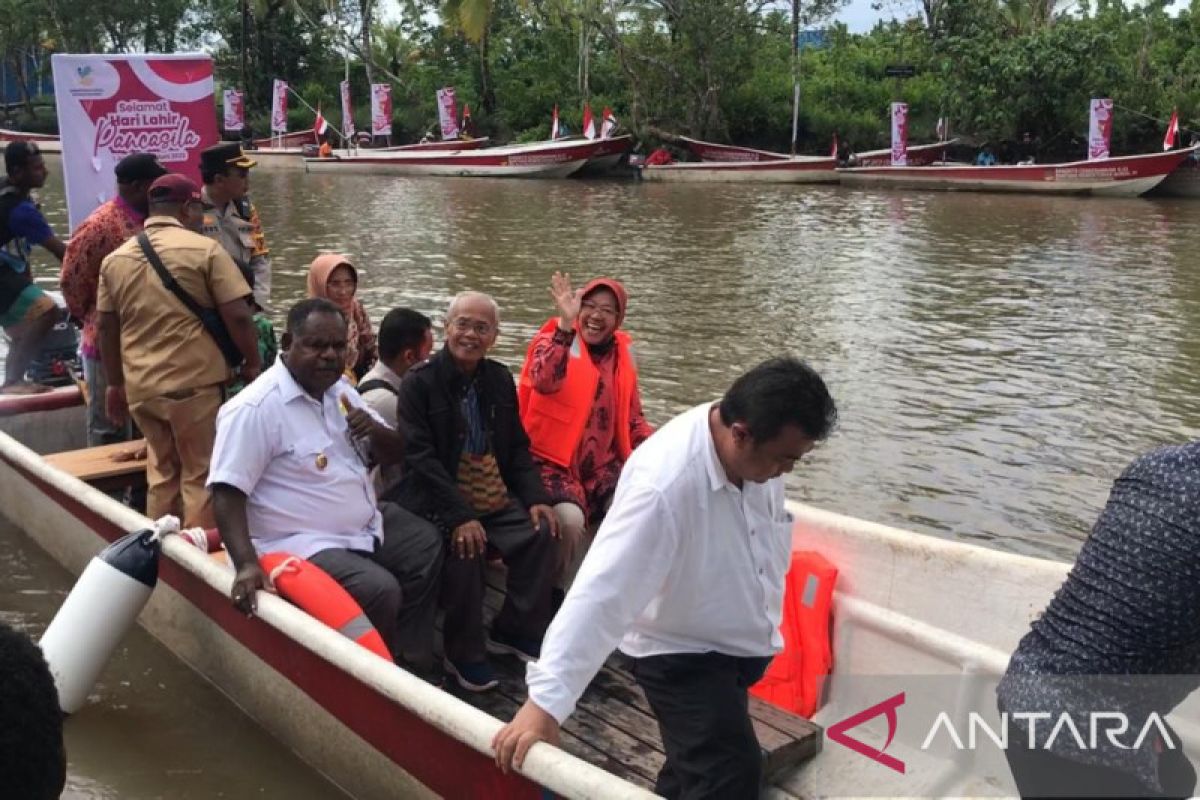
[517,271,655,596]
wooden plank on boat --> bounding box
[42,439,147,491]
[481,573,823,780]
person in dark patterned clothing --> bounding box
[517,272,655,596]
[997,442,1200,799]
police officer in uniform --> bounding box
[198,143,272,311]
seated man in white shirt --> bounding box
[208,298,444,679]
[493,356,837,799]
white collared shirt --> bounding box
[526,402,794,723]
[207,358,385,559]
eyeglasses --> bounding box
[581,301,618,318]
[450,317,495,336]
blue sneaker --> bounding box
[487,628,541,662]
[443,657,499,692]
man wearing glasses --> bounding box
[386,291,560,692]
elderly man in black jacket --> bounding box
[389,291,560,692]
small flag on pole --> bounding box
[551,104,561,139]
[314,105,329,137]
[582,104,596,140]
[1164,108,1180,151]
[601,107,618,138]
[830,133,838,159]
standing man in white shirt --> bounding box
[493,356,837,798]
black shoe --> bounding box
[487,628,541,662]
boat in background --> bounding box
[850,139,956,167]
[304,138,607,179]
[0,128,62,154]
[640,155,837,184]
[678,135,789,163]
[838,146,1198,197]
[377,137,492,153]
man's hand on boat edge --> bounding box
[492,698,561,773]
[231,563,275,616]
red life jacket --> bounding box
[750,550,837,718]
[517,318,638,469]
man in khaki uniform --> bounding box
[97,174,262,528]
[198,143,272,311]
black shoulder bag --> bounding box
[136,232,244,368]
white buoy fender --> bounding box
[39,528,161,714]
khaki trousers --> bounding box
[129,384,223,529]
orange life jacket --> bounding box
[517,318,639,469]
[750,550,837,718]
[259,551,393,662]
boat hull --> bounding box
[304,139,606,179]
[850,140,955,167]
[1152,156,1200,197]
[838,147,1197,197]
[641,157,837,183]
[0,128,62,154]
[680,136,790,162]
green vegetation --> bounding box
[2,0,1198,157]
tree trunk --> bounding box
[361,0,374,87]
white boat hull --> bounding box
[641,158,837,184]
[305,157,588,179]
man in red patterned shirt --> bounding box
[60,153,167,446]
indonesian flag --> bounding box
[582,104,596,140]
[462,103,472,135]
[551,104,560,139]
[314,105,329,137]
[1164,108,1180,151]
[601,107,617,138]
[830,133,838,159]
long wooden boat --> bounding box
[303,138,605,179]
[377,137,492,153]
[838,146,1199,198]
[640,156,837,184]
[679,135,790,163]
[13,386,1191,796]
[1150,153,1200,198]
[0,127,63,154]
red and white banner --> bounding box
[1163,108,1179,151]
[223,88,244,131]
[1088,97,1113,160]
[436,87,459,140]
[340,80,355,138]
[582,104,596,140]
[551,104,560,139]
[601,107,617,139]
[890,102,908,166]
[271,79,288,134]
[371,83,392,137]
[52,53,218,230]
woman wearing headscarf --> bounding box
[518,271,655,596]
[306,253,377,381]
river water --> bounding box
[4,162,1200,794]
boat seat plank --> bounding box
[42,440,147,492]
[479,574,822,781]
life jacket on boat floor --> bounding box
[258,552,393,662]
[751,550,837,718]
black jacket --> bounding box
[384,345,550,530]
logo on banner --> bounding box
[828,692,907,774]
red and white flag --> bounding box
[601,107,617,138]
[830,133,838,159]
[582,104,596,140]
[1164,108,1180,151]
[461,103,472,135]
[551,104,560,139]
[314,105,329,137]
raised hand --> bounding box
[549,271,584,329]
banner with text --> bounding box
[371,83,392,137]
[222,88,244,132]
[52,53,217,230]
[271,79,288,133]
[436,87,459,140]
[340,80,355,138]
[1088,98,1113,160]
[890,102,908,166]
